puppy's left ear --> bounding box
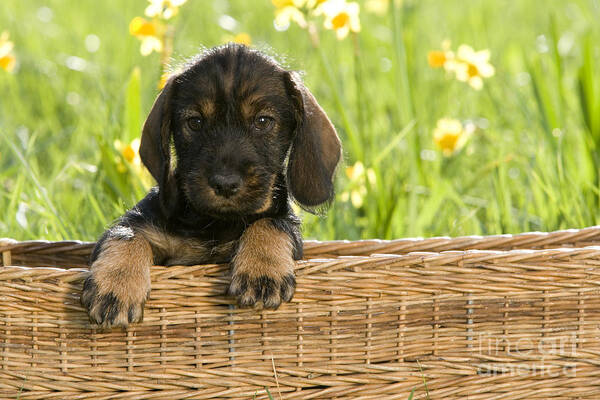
[139,77,178,214]
[284,71,342,209]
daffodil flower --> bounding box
[129,17,164,56]
[145,0,188,20]
[341,161,376,208]
[158,72,169,89]
[433,118,475,156]
[429,41,495,90]
[114,138,142,167]
[451,44,495,90]
[272,0,306,7]
[317,0,361,40]
[427,39,454,70]
[222,32,252,47]
[234,32,252,46]
[0,31,16,73]
[114,138,153,187]
[273,0,309,30]
[271,0,330,31]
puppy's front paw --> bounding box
[227,218,297,309]
[81,273,149,328]
[80,232,152,328]
[229,272,295,309]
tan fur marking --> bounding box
[223,67,235,96]
[254,174,277,214]
[200,100,215,117]
[232,219,294,279]
[138,224,236,265]
[240,96,258,120]
[90,235,152,305]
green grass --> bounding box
[2,0,600,241]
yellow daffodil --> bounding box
[129,17,164,56]
[114,138,153,187]
[427,50,446,67]
[433,118,475,156]
[223,32,252,46]
[272,0,298,7]
[273,0,308,30]
[0,31,16,73]
[114,138,142,167]
[271,0,327,31]
[129,17,159,36]
[145,0,188,20]
[341,161,376,208]
[427,39,455,71]
[451,44,495,90]
[273,0,325,8]
[158,72,169,89]
[139,36,163,57]
[317,0,361,40]
[233,32,252,46]
[346,160,365,181]
[430,41,494,90]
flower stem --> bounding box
[351,32,366,158]
[309,27,362,160]
[159,23,174,86]
[390,1,414,126]
[390,1,419,235]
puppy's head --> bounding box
[140,44,341,218]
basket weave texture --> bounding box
[1,227,600,399]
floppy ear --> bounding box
[284,72,342,209]
[139,77,178,214]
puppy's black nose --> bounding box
[209,173,242,198]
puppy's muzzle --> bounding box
[209,173,242,198]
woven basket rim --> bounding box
[2,225,600,270]
[2,245,600,272]
[2,224,600,248]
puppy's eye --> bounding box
[187,117,202,131]
[254,115,275,131]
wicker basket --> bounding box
[1,227,600,399]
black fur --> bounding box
[82,44,340,324]
[95,44,339,267]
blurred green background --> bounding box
[1,0,600,242]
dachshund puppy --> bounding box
[80,44,341,328]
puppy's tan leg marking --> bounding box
[228,218,296,309]
[81,233,152,328]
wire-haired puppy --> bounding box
[80,44,342,328]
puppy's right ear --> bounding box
[283,71,342,211]
[139,77,178,214]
